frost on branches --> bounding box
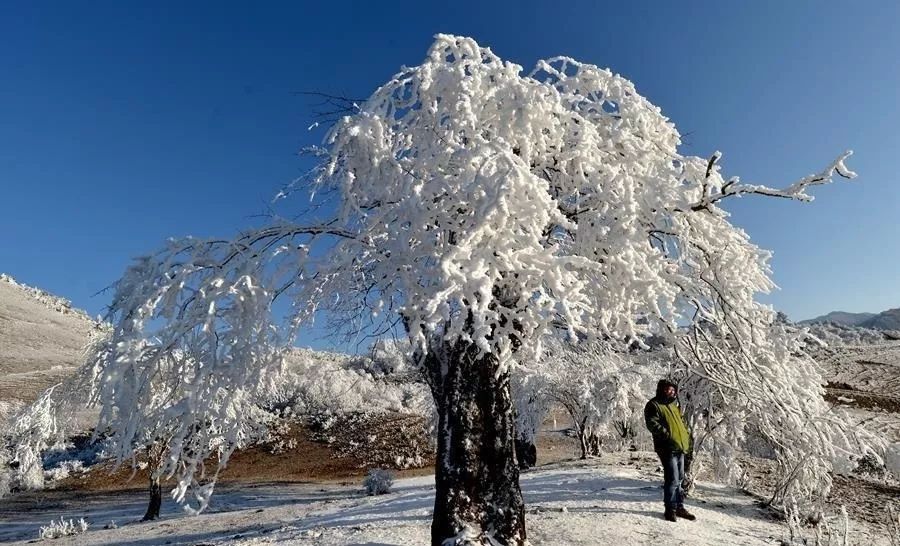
[517,338,658,460]
[675,320,883,507]
[1,387,65,495]
[89,34,870,545]
[84,266,283,514]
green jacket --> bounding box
[644,398,692,454]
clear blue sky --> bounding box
[2,1,898,346]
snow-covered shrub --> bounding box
[276,349,431,417]
[4,386,70,494]
[805,322,891,346]
[257,417,298,454]
[42,435,110,467]
[261,348,434,467]
[38,517,88,540]
[369,338,417,377]
[43,460,84,482]
[782,501,849,546]
[363,468,395,495]
[854,452,890,481]
[310,411,432,469]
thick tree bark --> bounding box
[427,338,526,546]
[142,475,162,521]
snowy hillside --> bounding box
[807,323,900,399]
[812,334,900,444]
[0,275,97,408]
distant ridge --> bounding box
[800,311,876,327]
[801,308,900,331]
[859,308,900,331]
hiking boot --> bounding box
[664,509,677,522]
[675,506,696,521]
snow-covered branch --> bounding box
[690,150,857,211]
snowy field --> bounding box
[0,461,792,546]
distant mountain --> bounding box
[859,308,900,331]
[800,311,876,327]
[801,307,900,331]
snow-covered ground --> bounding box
[817,340,900,443]
[0,461,793,546]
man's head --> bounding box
[656,379,678,402]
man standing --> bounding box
[644,379,697,522]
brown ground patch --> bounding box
[825,384,900,413]
[52,423,435,494]
[55,425,578,495]
[831,474,900,533]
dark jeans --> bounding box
[657,451,685,510]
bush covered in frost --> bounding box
[310,411,432,469]
[804,322,894,346]
[266,348,431,418]
[363,468,395,495]
[38,517,88,540]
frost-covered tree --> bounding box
[539,339,657,459]
[1,387,64,494]
[85,321,277,516]
[89,35,873,545]
[510,366,552,469]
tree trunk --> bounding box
[514,437,537,470]
[576,425,602,460]
[682,450,695,496]
[142,442,164,521]
[427,338,526,546]
[142,475,162,521]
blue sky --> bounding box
[2,1,898,347]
